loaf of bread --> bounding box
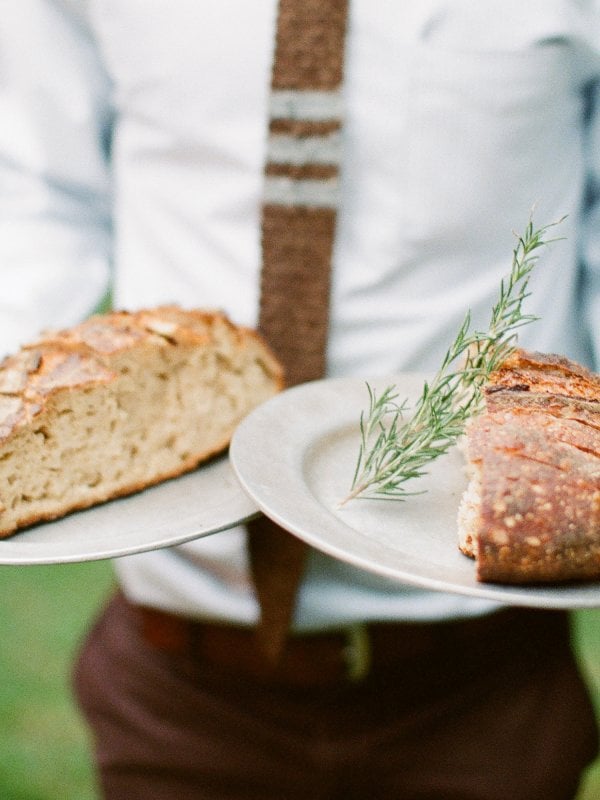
[458,349,600,584]
[0,306,284,537]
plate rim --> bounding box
[0,454,259,565]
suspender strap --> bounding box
[248,0,349,663]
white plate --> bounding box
[230,375,600,609]
[0,455,258,564]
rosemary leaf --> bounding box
[340,216,563,506]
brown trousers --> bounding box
[73,592,598,800]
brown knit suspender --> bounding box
[259,0,347,384]
[247,0,349,663]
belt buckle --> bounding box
[343,624,371,682]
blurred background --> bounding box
[0,562,598,799]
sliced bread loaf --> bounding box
[458,349,600,583]
[0,306,283,537]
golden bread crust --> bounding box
[461,348,600,584]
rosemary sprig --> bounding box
[340,216,563,506]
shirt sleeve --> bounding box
[580,72,600,371]
[0,0,113,356]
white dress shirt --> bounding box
[2,0,600,626]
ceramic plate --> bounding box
[0,455,258,564]
[230,375,600,609]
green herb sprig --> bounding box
[340,216,563,506]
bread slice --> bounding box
[457,349,600,584]
[0,306,284,537]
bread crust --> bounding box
[0,306,284,537]
[460,349,600,584]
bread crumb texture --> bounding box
[0,306,283,537]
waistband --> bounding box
[129,596,567,688]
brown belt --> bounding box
[130,597,561,688]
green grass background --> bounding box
[0,562,115,800]
[0,561,598,800]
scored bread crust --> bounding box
[0,306,284,537]
[458,349,600,584]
